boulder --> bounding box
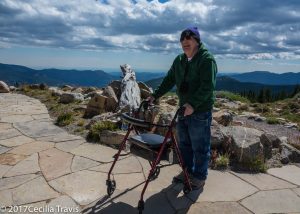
[49,87,63,97]
[72,87,83,93]
[223,126,264,163]
[108,80,121,99]
[140,89,152,100]
[84,90,103,99]
[84,93,107,117]
[87,112,120,128]
[39,83,48,90]
[83,87,97,94]
[154,111,175,136]
[165,97,178,106]
[260,133,273,159]
[284,122,298,129]
[9,86,16,91]
[61,85,73,91]
[280,143,300,163]
[0,81,10,93]
[59,92,84,104]
[213,110,233,126]
[263,133,282,148]
[138,82,153,99]
[103,86,118,112]
[99,130,127,145]
[211,125,229,148]
[29,84,40,89]
[254,116,266,122]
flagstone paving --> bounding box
[0,93,300,214]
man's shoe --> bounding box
[190,177,205,190]
[173,171,191,183]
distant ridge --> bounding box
[230,71,300,85]
[145,76,297,95]
[0,63,114,87]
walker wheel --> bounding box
[183,185,191,195]
[106,180,116,196]
[138,200,144,214]
[149,167,160,181]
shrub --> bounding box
[87,121,118,142]
[216,91,250,103]
[238,104,249,111]
[77,120,85,126]
[254,104,270,113]
[243,158,267,173]
[56,112,74,126]
[266,117,281,125]
[215,153,230,169]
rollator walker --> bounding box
[106,101,192,213]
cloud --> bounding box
[0,0,299,60]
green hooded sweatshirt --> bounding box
[152,43,217,112]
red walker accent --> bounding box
[106,101,192,213]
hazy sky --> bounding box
[0,0,299,73]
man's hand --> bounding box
[146,96,155,104]
[183,103,194,116]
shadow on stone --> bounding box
[82,180,202,214]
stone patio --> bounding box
[0,93,300,214]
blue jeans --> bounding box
[176,111,212,180]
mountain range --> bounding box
[145,76,297,95]
[229,71,300,85]
[0,63,114,87]
[0,63,299,95]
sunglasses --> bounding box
[180,30,196,42]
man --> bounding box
[148,26,217,189]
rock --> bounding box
[39,83,48,90]
[280,149,290,164]
[61,85,73,91]
[140,89,152,100]
[213,110,233,126]
[138,82,153,99]
[72,87,83,93]
[263,133,283,148]
[165,97,178,106]
[9,86,16,91]
[103,86,118,101]
[211,125,229,148]
[154,111,175,136]
[223,126,264,163]
[0,81,10,93]
[232,120,244,126]
[240,112,261,119]
[280,143,300,163]
[83,87,97,94]
[99,130,127,145]
[84,90,103,99]
[254,116,266,122]
[211,119,219,126]
[102,86,118,111]
[119,64,141,110]
[260,134,273,159]
[88,112,119,127]
[284,122,298,129]
[279,136,288,144]
[84,93,107,117]
[59,92,84,104]
[28,84,40,89]
[108,80,121,99]
[138,81,152,93]
[213,107,220,112]
[49,87,63,96]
